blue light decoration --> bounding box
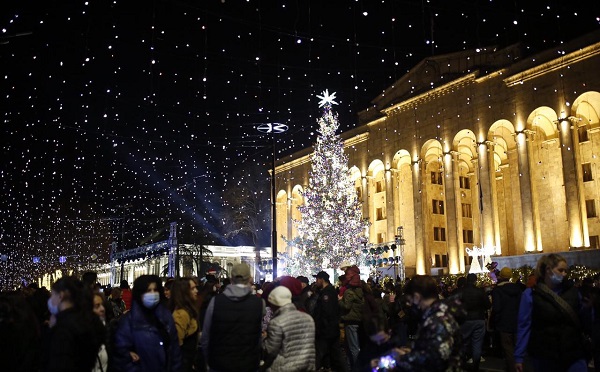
[33,257,40,264]
[59,256,67,264]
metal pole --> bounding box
[256,122,288,279]
[271,133,278,278]
[399,227,406,282]
[395,226,406,283]
[118,204,131,283]
[119,212,125,282]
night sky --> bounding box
[1,0,599,283]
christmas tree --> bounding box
[284,90,368,277]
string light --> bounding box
[283,93,368,277]
[1,1,596,288]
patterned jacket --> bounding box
[263,303,316,372]
[395,298,464,371]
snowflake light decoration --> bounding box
[317,89,338,107]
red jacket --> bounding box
[121,288,132,310]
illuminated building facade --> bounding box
[275,31,600,275]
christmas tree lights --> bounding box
[284,91,368,277]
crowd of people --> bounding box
[1,253,599,371]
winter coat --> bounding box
[263,303,316,372]
[491,281,522,333]
[460,283,490,321]
[200,284,265,372]
[339,286,365,324]
[312,284,341,339]
[112,301,182,372]
[121,289,132,311]
[395,297,466,371]
[525,282,586,365]
[172,308,198,346]
[42,307,105,372]
[173,308,199,372]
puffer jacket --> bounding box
[339,286,364,324]
[112,301,182,372]
[263,303,316,372]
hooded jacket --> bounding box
[200,284,266,372]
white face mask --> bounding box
[47,298,60,315]
[550,272,564,285]
[142,292,160,309]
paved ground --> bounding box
[479,353,596,372]
[479,355,506,372]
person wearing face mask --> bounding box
[112,275,182,372]
[514,254,588,372]
[42,276,105,372]
[375,275,465,371]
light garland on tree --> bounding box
[284,91,369,276]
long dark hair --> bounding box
[535,253,567,282]
[131,275,164,306]
[403,275,438,300]
[51,276,93,313]
[169,277,199,319]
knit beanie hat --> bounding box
[279,276,303,296]
[499,267,513,280]
[268,286,292,307]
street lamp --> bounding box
[394,226,406,283]
[256,122,288,279]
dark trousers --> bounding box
[461,319,486,371]
[316,336,348,372]
[499,332,517,372]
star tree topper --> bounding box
[316,89,338,108]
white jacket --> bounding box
[263,303,316,371]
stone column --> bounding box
[476,142,496,251]
[571,118,590,247]
[392,169,401,229]
[470,159,482,249]
[488,141,503,255]
[362,176,371,240]
[443,151,460,274]
[514,130,538,252]
[557,118,585,247]
[453,151,465,273]
[386,169,396,241]
[412,160,426,274]
[286,196,293,255]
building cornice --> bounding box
[382,73,478,115]
[504,41,600,87]
[275,132,370,174]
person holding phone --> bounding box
[374,275,465,371]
